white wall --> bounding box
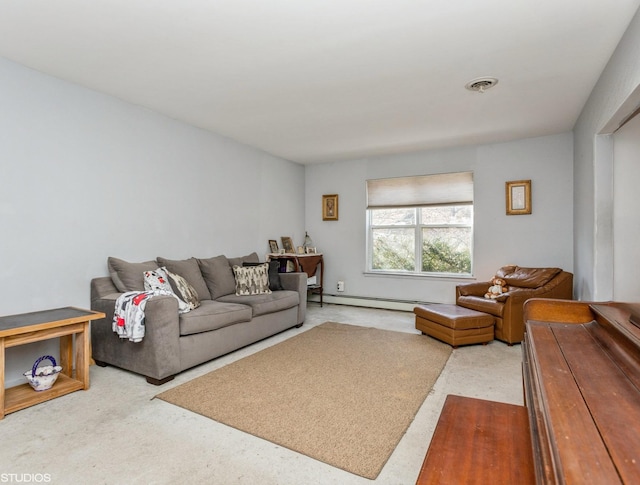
[613,113,640,300]
[0,58,305,385]
[573,7,640,300]
[305,133,573,305]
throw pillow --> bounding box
[243,260,283,291]
[143,267,190,313]
[156,257,211,300]
[108,257,158,292]
[143,267,173,293]
[164,268,201,310]
[232,263,272,296]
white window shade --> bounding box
[366,171,473,208]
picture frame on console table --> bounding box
[505,180,531,215]
[322,194,339,221]
[281,236,295,254]
[268,240,279,253]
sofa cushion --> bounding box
[165,269,201,310]
[503,267,561,288]
[156,257,211,300]
[143,267,173,293]
[244,260,284,291]
[496,265,517,278]
[107,257,158,292]
[232,263,272,295]
[217,290,299,317]
[228,252,260,268]
[198,255,237,299]
[143,268,191,314]
[178,300,252,336]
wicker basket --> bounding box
[24,355,63,391]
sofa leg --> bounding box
[146,375,175,386]
[295,323,304,328]
[94,360,108,367]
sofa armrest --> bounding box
[279,272,307,325]
[90,286,182,381]
[456,281,490,298]
[497,277,571,343]
[91,276,119,302]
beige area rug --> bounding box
[156,322,452,479]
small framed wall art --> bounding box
[268,239,279,253]
[505,180,532,215]
[322,194,339,221]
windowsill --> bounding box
[363,271,476,281]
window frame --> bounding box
[366,204,474,277]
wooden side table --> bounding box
[0,306,105,419]
[267,253,324,306]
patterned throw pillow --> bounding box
[243,261,284,291]
[143,268,190,313]
[232,263,272,296]
[164,268,201,310]
[143,267,173,292]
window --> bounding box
[366,172,473,276]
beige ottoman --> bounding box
[414,304,494,348]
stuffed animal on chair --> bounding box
[484,276,507,299]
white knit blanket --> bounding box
[112,290,175,342]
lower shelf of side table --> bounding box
[4,374,84,415]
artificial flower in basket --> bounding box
[23,355,62,391]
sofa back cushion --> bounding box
[156,257,212,300]
[228,252,260,267]
[503,267,562,289]
[496,265,517,278]
[108,257,158,292]
[198,255,236,299]
[199,253,261,299]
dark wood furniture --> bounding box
[0,306,105,419]
[523,299,640,484]
[416,299,640,484]
[268,253,324,306]
[416,395,535,484]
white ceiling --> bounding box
[0,1,638,164]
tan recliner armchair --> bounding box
[455,266,573,344]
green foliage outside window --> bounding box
[372,237,414,271]
[422,239,471,274]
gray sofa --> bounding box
[90,253,307,385]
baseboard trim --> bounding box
[307,293,436,312]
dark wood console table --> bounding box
[0,306,105,419]
[268,253,324,306]
[416,299,640,484]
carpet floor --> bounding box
[156,322,452,479]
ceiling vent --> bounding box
[465,77,499,93]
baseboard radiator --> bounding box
[307,293,437,312]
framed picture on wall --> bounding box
[506,180,532,215]
[322,194,339,221]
